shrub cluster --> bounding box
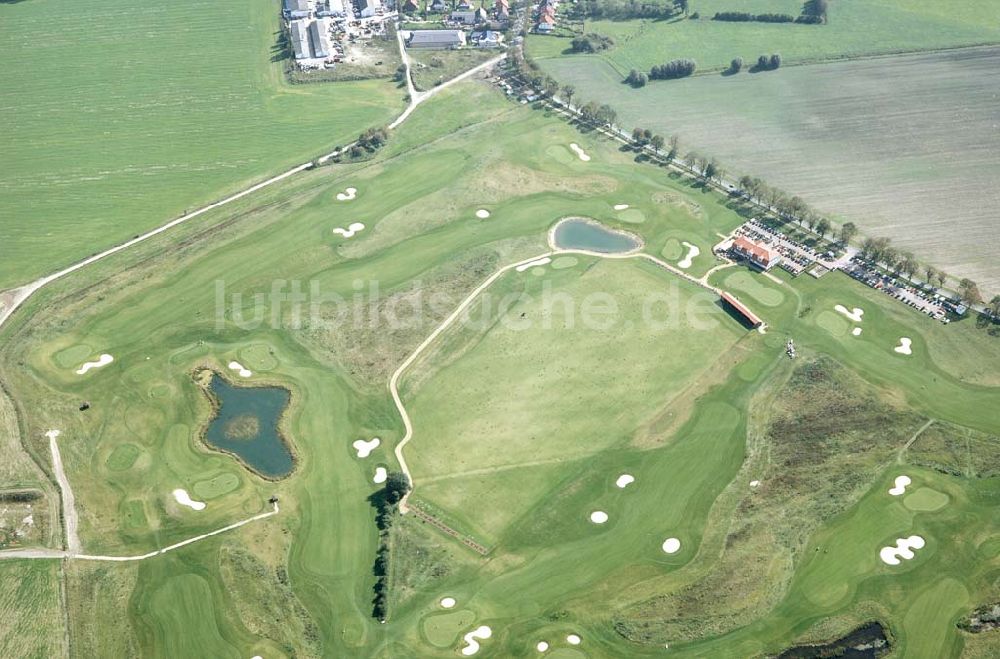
[570,33,614,53]
[625,69,648,87]
[756,53,782,70]
[649,58,696,80]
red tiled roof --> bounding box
[733,236,778,265]
[721,292,763,327]
[539,13,555,23]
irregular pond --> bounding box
[551,218,641,254]
[778,622,891,659]
[202,372,294,479]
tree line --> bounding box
[368,471,411,622]
[713,0,826,24]
[649,58,697,80]
[575,0,688,21]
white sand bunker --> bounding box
[590,511,608,524]
[440,596,456,609]
[852,327,863,336]
[475,209,491,219]
[569,143,591,161]
[336,187,357,201]
[567,634,582,645]
[461,625,492,656]
[888,475,911,496]
[662,537,681,554]
[45,429,61,440]
[536,641,549,652]
[879,535,925,565]
[373,467,387,484]
[173,489,206,511]
[228,361,252,378]
[333,222,365,238]
[894,337,913,355]
[75,354,114,374]
[750,480,760,488]
[834,305,864,322]
[678,241,700,269]
[615,474,635,488]
[614,204,630,211]
[353,438,380,458]
[516,257,552,272]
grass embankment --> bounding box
[0,0,403,289]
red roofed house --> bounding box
[537,13,555,31]
[731,235,782,271]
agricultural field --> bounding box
[0,0,403,290]
[528,0,1000,73]
[540,47,1000,293]
[0,72,997,659]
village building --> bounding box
[289,20,312,59]
[731,235,782,271]
[400,0,420,13]
[308,20,330,58]
[406,29,467,48]
[358,0,381,18]
[451,8,489,24]
[721,292,764,329]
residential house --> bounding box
[536,13,555,31]
[358,0,381,18]
[471,30,503,47]
[451,7,488,24]
[400,0,420,13]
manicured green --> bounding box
[0,80,996,658]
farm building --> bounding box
[471,30,503,47]
[451,8,488,24]
[732,236,782,271]
[359,0,381,18]
[721,292,764,329]
[289,20,312,59]
[308,20,330,58]
[407,29,467,48]
[284,0,311,13]
[317,0,347,17]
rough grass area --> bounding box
[539,48,1000,292]
[529,0,1000,72]
[409,48,496,91]
[0,560,66,658]
[615,356,922,644]
[0,0,402,289]
[905,422,1000,479]
[65,561,138,657]
[387,514,458,614]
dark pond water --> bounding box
[778,622,891,659]
[552,218,640,253]
[203,373,294,479]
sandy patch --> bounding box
[879,535,925,565]
[336,187,357,201]
[374,467,387,484]
[678,241,700,269]
[333,222,365,239]
[536,641,549,652]
[353,438,380,459]
[567,634,582,645]
[615,474,635,488]
[516,257,552,272]
[888,475,911,496]
[75,353,114,374]
[662,537,681,554]
[852,327,863,336]
[894,337,913,355]
[475,209,491,219]
[614,204,629,211]
[46,429,61,440]
[589,511,608,524]
[461,625,492,655]
[750,480,760,487]
[569,143,591,162]
[173,489,206,511]
[228,361,252,378]
[834,305,864,322]
[440,597,456,609]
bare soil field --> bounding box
[542,47,1000,292]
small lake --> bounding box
[203,373,294,479]
[551,218,641,253]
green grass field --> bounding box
[529,0,1000,73]
[538,47,1000,293]
[0,0,403,290]
[0,77,997,657]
